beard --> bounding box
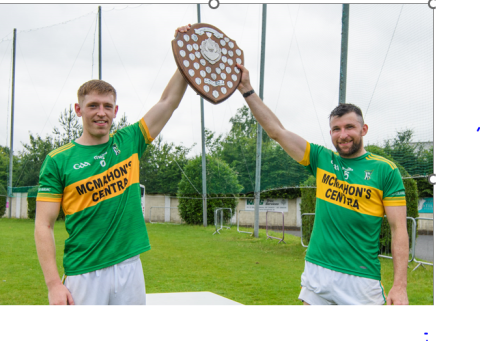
[334,138,363,157]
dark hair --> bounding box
[77,79,117,104]
[329,103,364,125]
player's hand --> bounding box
[174,24,192,38]
[48,282,75,305]
[236,63,253,96]
[386,285,408,305]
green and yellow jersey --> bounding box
[300,142,406,281]
[37,118,154,276]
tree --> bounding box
[110,113,130,133]
[383,129,433,177]
[219,105,309,197]
[52,105,82,147]
[177,155,243,225]
[0,145,22,190]
[139,136,194,195]
[380,129,433,198]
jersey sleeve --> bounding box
[298,142,324,178]
[116,118,154,157]
[36,156,64,203]
[382,167,406,207]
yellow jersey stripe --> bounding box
[366,155,396,170]
[48,142,73,157]
[49,143,75,158]
[36,196,62,203]
[37,193,62,198]
[383,199,406,206]
[299,141,310,166]
[366,155,395,169]
[384,196,405,201]
[369,155,397,169]
[139,118,154,144]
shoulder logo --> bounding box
[112,144,121,156]
[364,170,373,180]
[73,162,91,170]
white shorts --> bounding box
[298,261,386,305]
[64,255,146,305]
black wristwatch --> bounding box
[243,89,255,98]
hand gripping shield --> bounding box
[172,23,244,105]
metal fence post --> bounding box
[412,217,434,271]
[265,211,285,244]
[236,209,253,235]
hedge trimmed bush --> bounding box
[299,175,316,244]
[27,186,65,221]
[0,183,7,218]
[178,155,243,225]
[300,147,419,253]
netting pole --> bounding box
[98,6,102,80]
[339,4,349,104]
[253,4,267,238]
[197,4,207,227]
[8,29,16,219]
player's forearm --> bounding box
[143,69,188,139]
[34,224,62,289]
[243,92,285,141]
[391,222,409,288]
[158,69,188,110]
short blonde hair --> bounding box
[77,80,117,104]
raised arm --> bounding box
[142,24,191,139]
[384,205,409,305]
[34,201,74,305]
[236,64,307,162]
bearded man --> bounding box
[236,63,409,305]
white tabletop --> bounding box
[146,292,242,305]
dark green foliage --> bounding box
[16,135,55,187]
[27,187,38,219]
[416,177,433,198]
[52,105,83,146]
[0,183,6,217]
[383,129,433,177]
[219,106,310,196]
[139,137,193,195]
[178,155,243,225]
[0,146,23,189]
[365,145,419,255]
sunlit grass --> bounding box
[0,219,433,305]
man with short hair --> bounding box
[236,64,409,305]
[34,24,192,305]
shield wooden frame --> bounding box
[172,23,244,105]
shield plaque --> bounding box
[172,23,244,105]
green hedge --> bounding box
[177,155,242,225]
[27,186,65,221]
[299,175,316,244]
[0,183,6,218]
[300,147,419,253]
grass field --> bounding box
[0,218,433,305]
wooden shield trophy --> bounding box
[172,23,243,105]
